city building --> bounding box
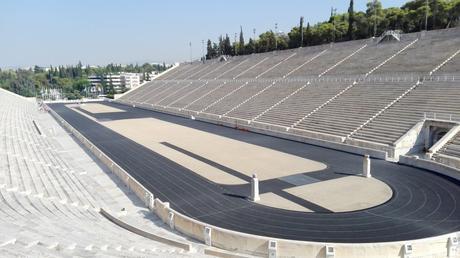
[120,73,141,89]
[88,73,142,94]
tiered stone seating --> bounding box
[226,81,306,121]
[294,81,415,137]
[195,57,249,80]
[205,81,273,115]
[0,89,205,257]
[157,63,195,80]
[235,51,298,79]
[133,81,175,104]
[434,50,460,74]
[255,81,350,127]
[287,40,368,78]
[168,80,224,109]
[352,81,460,144]
[258,47,326,79]
[157,81,208,106]
[122,80,166,102]
[373,28,460,76]
[184,80,246,112]
[437,133,460,158]
[144,81,192,105]
[325,36,417,76]
[216,54,276,79]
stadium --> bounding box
[2,2,460,258]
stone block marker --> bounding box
[363,155,371,178]
[251,174,260,202]
[326,245,335,258]
[448,236,458,257]
[204,227,212,246]
[268,240,277,258]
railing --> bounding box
[424,112,460,122]
[142,73,460,85]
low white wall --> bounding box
[435,154,460,170]
[393,121,426,159]
[399,155,460,181]
[427,125,460,158]
[48,104,460,258]
[99,208,191,250]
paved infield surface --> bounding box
[49,102,460,243]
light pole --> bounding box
[300,16,304,48]
[189,42,192,64]
[234,33,238,55]
[275,23,278,50]
[425,0,429,31]
[202,40,205,61]
[253,28,256,53]
[331,7,337,41]
[373,0,377,37]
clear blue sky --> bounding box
[0,0,408,69]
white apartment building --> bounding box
[120,73,141,89]
[104,74,122,91]
[88,73,142,93]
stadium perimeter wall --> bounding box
[48,105,460,258]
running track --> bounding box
[49,102,460,243]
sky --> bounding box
[0,0,408,69]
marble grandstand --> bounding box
[0,88,212,257]
[118,27,460,169]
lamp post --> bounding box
[425,0,429,31]
[234,33,238,55]
[373,0,377,37]
[189,41,192,64]
[331,7,337,41]
[300,16,304,48]
[275,23,278,50]
[201,40,205,61]
[253,28,256,53]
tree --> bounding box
[218,35,224,55]
[258,31,277,52]
[287,26,301,48]
[384,7,407,31]
[367,0,383,36]
[348,0,355,40]
[239,26,245,55]
[206,39,215,59]
[276,34,289,50]
[305,22,311,45]
[223,34,232,55]
[300,16,304,47]
[245,38,256,54]
[449,0,460,28]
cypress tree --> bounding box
[348,0,355,40]
[239,26,245,55]
[300,16,304,47]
